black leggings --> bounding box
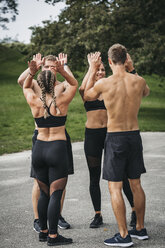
[32,140,68,234]
[123,176,134,208]
[84,128,107,212]
[84,128,134,212]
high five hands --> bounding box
[55,53,67,73]
[28,53,45,76]
[58,53,67,65]
[87,52,101,69]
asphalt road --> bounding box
[0,132,165,248]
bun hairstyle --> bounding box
[37,70,60,118]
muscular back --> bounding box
[99,72,148,132]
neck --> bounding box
[111,64,125,75]
[45,93,52,98]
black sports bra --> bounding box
[84,99,106,112]
[34,101,67,128]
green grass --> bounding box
[139,74,165,131]
[0,45,165,155]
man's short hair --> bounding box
[44,55,57,63]
[108,44,127,64]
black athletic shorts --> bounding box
[103,130,146,182]
[84,127,107,157]
[30,129,74,178]
[32,140,68,185]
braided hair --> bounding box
[37,70,60,118]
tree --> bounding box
[20,0,165,75]
[108,0,165,75]
[0,0,18,29]
[30,0,113,70]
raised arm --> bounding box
[55,59,78,87]
[125,53,138,75]
[23,60,39,102]
[59,53,74,77]
[79,53,93,100]
[143,80,150,97]
[84,52,101,101]
[18,53,44,87]
[55,59,78,104]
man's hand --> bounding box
[33,53,45,70]
[28,60,38,76]
[125,53,134,72]
[54,58,65,74]
[58,53,67,64]
[88,52,101,69]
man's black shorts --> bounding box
[30,129,74,178]
[103,130,146,182]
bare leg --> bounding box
[108,181,128,238]
[32,178,40,219]
[129,178,145,230]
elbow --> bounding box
[74,80,78,89]
[17,77,23,87]
[79,86,84,93]
[145,86,150,97]
[83,91,89,101]
[143,89,150,97]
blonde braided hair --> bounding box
[37,70,60,118]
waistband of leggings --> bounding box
[85,127,107,134]
[106,130,140,136]
[34,129,38,135]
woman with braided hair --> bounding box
[18,53,74,232]
[23,58,78,246]
[37,70,60,117]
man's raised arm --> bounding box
[143,81,150,97]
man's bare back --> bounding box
[84,51,149,132]
[96,71,149,132]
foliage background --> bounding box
[0,0,165,155]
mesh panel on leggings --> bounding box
[50,177,67,196]
[86,155,101,169]
[37,179,49,196]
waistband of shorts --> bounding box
[36,139,67,144]
[85,127,107,134]
[106,130,140,136]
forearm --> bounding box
[79,68,91,91]
[64,64,74,78]
[18,68,30,87]
[83,67,97,101]
[60,70,78,87]
[23,74,34,89]
[84,66,96,92]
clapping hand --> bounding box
[54,57,65,73]
[28,60,38,76]
[58,53,67,65]
[87,52,101,69]
[32,53,45,70]
[125,53,134,72]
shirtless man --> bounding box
[18,53,74,232]
[84,44,150,247]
